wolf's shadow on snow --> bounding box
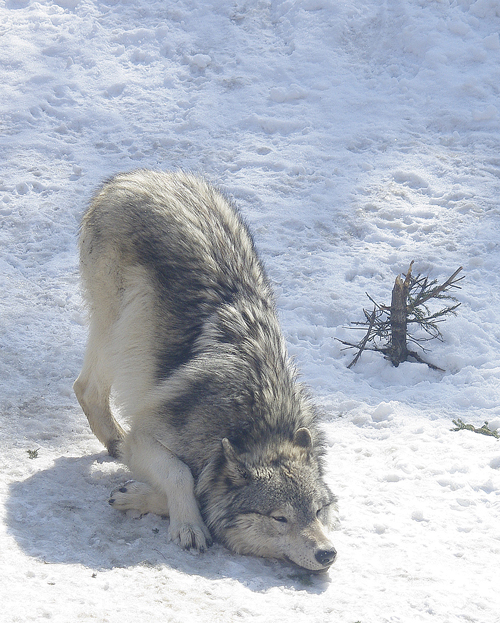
[6,453,330,593]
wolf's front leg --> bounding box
[119,433,212,551]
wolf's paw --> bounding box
[168,518,213,552]
[108,480,153,514]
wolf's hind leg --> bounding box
[74,321,125,457]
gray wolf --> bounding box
[74,169,338,572]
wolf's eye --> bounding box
[316,504,329,518]
[272,515,288,523]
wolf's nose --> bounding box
[315,548,337,566]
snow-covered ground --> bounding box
[1,0,500,621]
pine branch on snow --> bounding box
[451,418,499,439]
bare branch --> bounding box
[346,307,377,369]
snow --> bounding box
[1,0,499,621]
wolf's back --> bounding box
[81,169,272,309]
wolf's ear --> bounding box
[293,427,313,450]
[221,438,251,486]
[221,437,239,463]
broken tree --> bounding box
[339,262,464,370]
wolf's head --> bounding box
[199,428,338,572]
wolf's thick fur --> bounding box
[74,170,337,571]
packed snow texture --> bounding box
[1,1,500,621]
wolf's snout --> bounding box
[315,547,337,566]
